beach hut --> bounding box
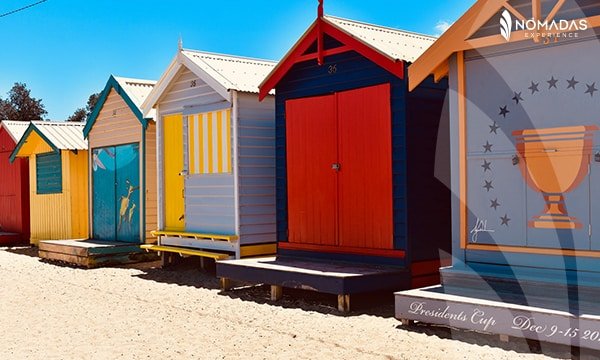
[216,7,450,311]
[82,76,157,245]
[0,121,30,244]
[394,0,600,350]
[140,48,278,262]
[10,121,88,245]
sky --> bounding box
[0,0,474,120]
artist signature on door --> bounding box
[470,218,495,243]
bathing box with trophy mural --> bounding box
[395,0,600,350]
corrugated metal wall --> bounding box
[0,128,29,238]
[237,93,276,244]
[159,67,223,115]
[145,122,158,241]
[30,150,88,244]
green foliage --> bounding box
[67,92,100,122]
[0,82,47,121]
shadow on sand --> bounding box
[4,246,38,258]
[132,256,396,318]
[398,321,600,360]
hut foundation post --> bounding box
[338,294,350,313]
[220,277,232,291]
[270,285,283,301]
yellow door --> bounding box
[163,114,185,231]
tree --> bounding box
[0,82,47,121]
[67,92,101,122]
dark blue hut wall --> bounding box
[405,72,450,262]
[275,50,408,252]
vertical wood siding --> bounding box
[29,150,89,244]
[187,109,232,174]
[69,150,89,239]
[275,51,408,254]
[237,93,277,244]
[0,129,29,238]
[145,122,158,241]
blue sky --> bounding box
[0,0,474,119]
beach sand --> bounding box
[0,247,586,359]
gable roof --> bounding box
[142,50,277,116]
[10,121,87,162]
[408,0,519,91]
[114,76,156,110]
[258,14,436,100]
[325,16,436,62]
[83,75,156,138]
[0,120,30,144]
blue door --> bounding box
[92,143,141,243]
[115,144,140,242]
[93,147,117,240]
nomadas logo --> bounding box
[499,9,589,42]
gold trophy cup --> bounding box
[513,125,598,229]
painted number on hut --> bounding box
[328,64,337,74]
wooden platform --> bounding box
[395,284,600,350]
[38,239,158,268]
[0,232,25,246]
[217,256,408,312]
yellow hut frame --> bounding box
[11,121,89,245]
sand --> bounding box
[0,247,584,359]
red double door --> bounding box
[285,83,393,251]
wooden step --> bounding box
[140,244,231,260]
[38,240,157,268]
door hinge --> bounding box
[590,224,592,237]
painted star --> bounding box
[528,81,540,94]
[489,122,500,134]
[490,198,501,210]
[483,141,493,153]
[499,105,510,118]
[547,76,559,89]
[483,180,494,192]
[585,83,598,97]
[512,92,524,104]
[481,160,492,172]
[500,214,511,226]
[567,76,579,90]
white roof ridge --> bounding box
[324,15,437,41]
[113,76,157,86]
[181,48,277,65]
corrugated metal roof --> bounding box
[181,50,277,94]
[0,120,30,143]
[113,76,156,109]
[324,16,436,63]
[113,76,157,121]
[31,121,88,150]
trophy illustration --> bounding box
[513,125,598,229]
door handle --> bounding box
[331,163,341,171]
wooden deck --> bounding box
[38,239,158,268]
[395,282,600,351]
[217,256,409,312]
